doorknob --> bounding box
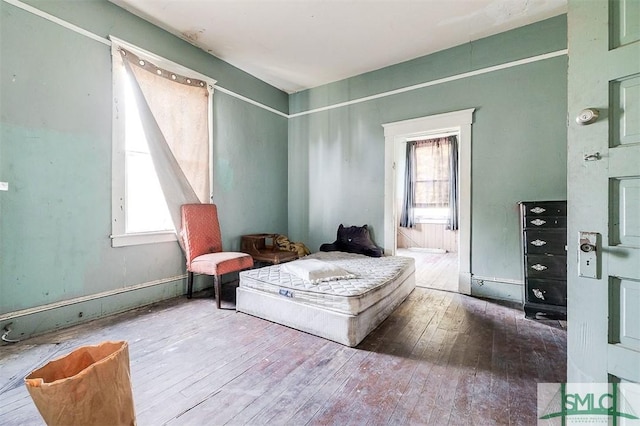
[576,108,599,125]
[579,232,600,279]
[580,242,595,252]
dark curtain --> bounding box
[399,141,416,228]
[447,135,459,230]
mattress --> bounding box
[239,251,414,315]
[236,251,415,346]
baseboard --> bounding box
[0,275,192,343]
[470,275,523,303]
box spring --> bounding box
[236,252,415,347]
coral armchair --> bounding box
[180,204,254,308]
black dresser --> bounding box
[519,201,567,319]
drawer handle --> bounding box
[532,288,545,300]
[530,239,547,247]
[530,207,546,214]
[530,219,547,226]
[531,264,548,271]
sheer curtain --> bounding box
[414,138,450,207]
[399,136,459,230]
[117,47,210,232]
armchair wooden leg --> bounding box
[214,275,221,309]
[187,271,194,299]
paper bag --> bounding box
[25,340,135,426]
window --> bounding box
[413,138,452,223]
[110,37,215,247]
[123,74,173,234]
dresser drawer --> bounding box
[523,216,567,229]
[520,200,567,319]
[521,201,566,217]
[526,279,566,306]
[525,254,567,280]
[524,230,567,254]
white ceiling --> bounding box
[109,0,567,94]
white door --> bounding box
[567,0,640,382]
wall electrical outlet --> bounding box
[0,182,8,191]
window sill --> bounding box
[111,231,177,247]
[415,218,449,225]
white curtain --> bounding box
[400,137,457,228]
[414,138,450,208]
[117,48,210,232]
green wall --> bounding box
[0,0,288,339]
[288,15,568,300]
[0,2,569,340]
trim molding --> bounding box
[3,0,111,46]
[0,274,187,322]
[1,0,287,118]
[4,0,567,120]
[290,49,568,118]
[216,85,289,118]
[472,275,524,286]
[471,276,524,303]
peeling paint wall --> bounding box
[288,16,568,301]
[0,0,288,339]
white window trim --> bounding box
[109,36,216,247]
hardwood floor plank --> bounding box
[138,325,303,424]
[386,329,444,424]
[397,250,458,292]
[306,306,420,424]
[487,300,512,424]
[0,286,567,426]
[285,350,373,425]
[407,328,458,425]
[385,294,452,424]
[448,314,487,425]
[169,331,328,425]
[400,294,456,424]
[341,293,444,425]
[133,313,282,396]
[240,342,351,425]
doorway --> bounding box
[397,248,459,292]
[383,109,474,294]
[397,131,460,292]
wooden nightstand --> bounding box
[241,234,299,265]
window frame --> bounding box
[109,36,216,247]
[412,141,451,208]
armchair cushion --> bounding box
[191,252,254,276]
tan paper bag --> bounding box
[24,340,136,426]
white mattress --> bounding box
[238,251,414,315]
[236,251,416,347]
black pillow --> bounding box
[320,224,383,257]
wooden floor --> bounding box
[397,249,459,293]
[0,286,566,425]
